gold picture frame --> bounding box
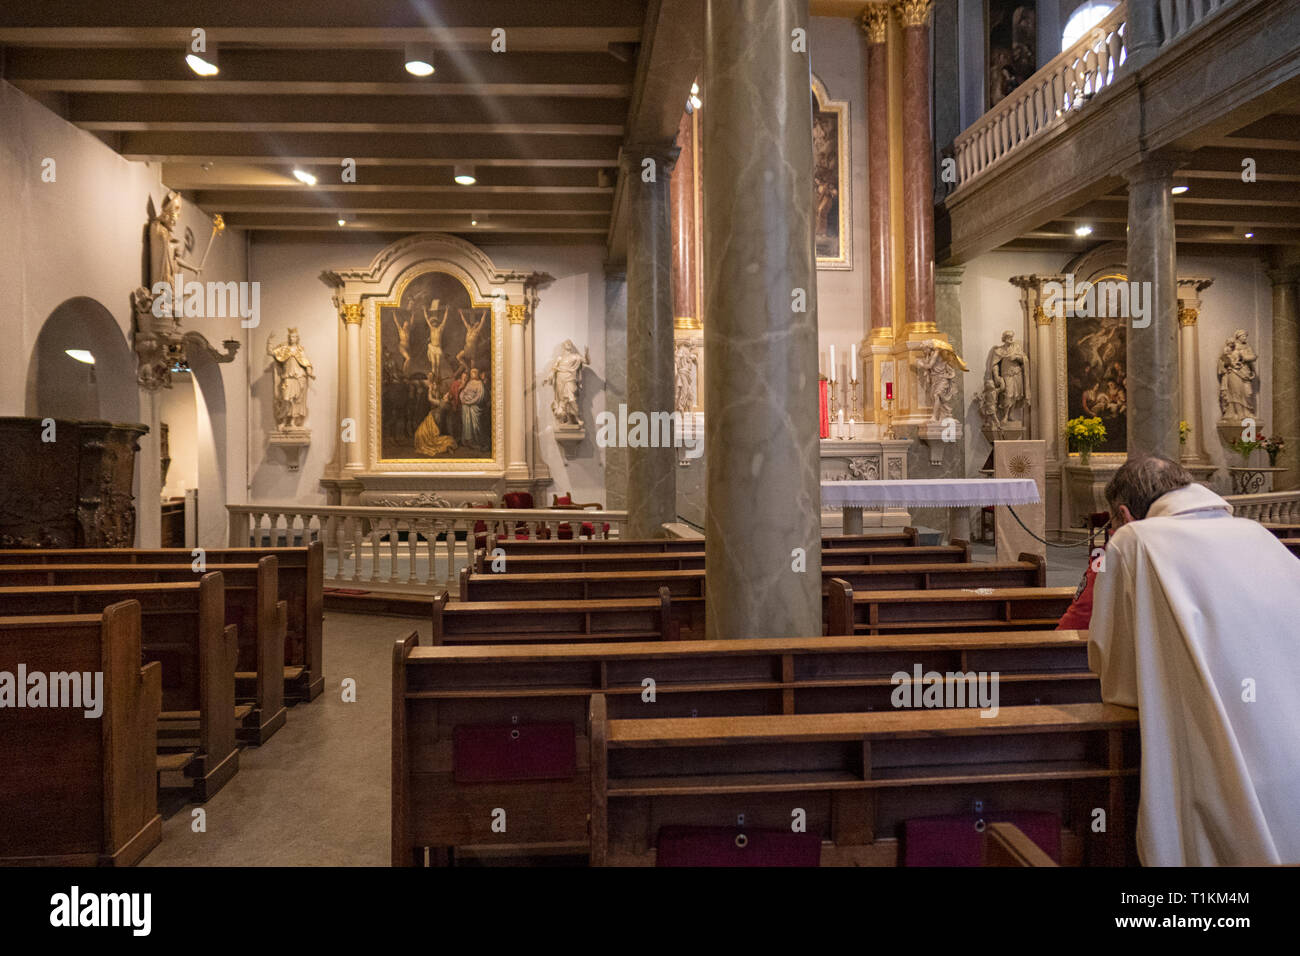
[813,74,851,271]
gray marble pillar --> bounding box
[1270,262,1300,491]
[621,144,678,537]
[604,268,629,510]
[1125,0,1163,69]
[1125,159,1181,460]
[702,0,822,640]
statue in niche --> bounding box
[1217,329,1258,422]
[266,328,315,429]
[912,339,969,422]
[982,329,1030,429]
[675,343,699,413]
[546,340,591,427]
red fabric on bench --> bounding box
[902,811,1061,866]
[655,826,822,867]
[452,722,577,783]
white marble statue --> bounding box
[982,329,1030,429]
[912,339,969,422]
[1217,329,1257,422]
[546,339,590,426]
[675,343,699,413]
[266,328,315,429]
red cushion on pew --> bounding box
[902,812,1061,866]
[655,826,821,867]
[452,722,576,783]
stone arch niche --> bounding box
[319,234,552,506]
[26,296,138,422]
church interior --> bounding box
[2,0,1299,891]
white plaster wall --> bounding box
[958,247,1275,492]
[159,378,199,497]
[0,80,249,546]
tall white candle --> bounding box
[829,345,836,382]
[850,343,857,379]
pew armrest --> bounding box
[982,822,1059,867]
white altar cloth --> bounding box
[820,478,1041,509]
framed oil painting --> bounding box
[812,75,851,271]
[986,0,1037,110]
[374,269,497,463]
[1063,274,1128,455]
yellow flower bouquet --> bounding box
[1066,415,1106,464]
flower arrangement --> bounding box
[1179,420,1190,445]
[1066,415,1106,464]
[1229,428,1265,464]
[1263,433,1286,466]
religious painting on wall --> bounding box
[1065,302,1128,454]
[986,0,1037,109]
[812,76,851,271]
[375,270,495,462]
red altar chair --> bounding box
[501,491,551,539]
[552,492,610,539]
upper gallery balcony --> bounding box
[938,0,1300,263]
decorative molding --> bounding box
[812,73,852,271]
[1178,307,1199,327]
[892,0,934,29]
[1034,305,1053,326]
[506,304,529,326]
[341,303,364,326]
[859,4,889,43]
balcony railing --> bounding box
[1223,489,1300,523]
[227,502,629,590]
[950,3,1127,193]
[1160,0,1236,48]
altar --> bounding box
[821,478,1041,535]
[819,426,912,533]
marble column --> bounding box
[621,142,678,537]
[342,303,365,469]
[702,0,822,640]
[1175,277,1212,467]
[1125,0,1163,68]
[671,109,697,329]
[1034,305,1058,460]
[896,0,936,332]
[1270,263,1300,491]
[506,303,529,480]
[861,5,892,339]
[604,269,629,510]
[1124,159,1180,460]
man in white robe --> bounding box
[1088,455,1300,866]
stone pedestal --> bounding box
[268,428,311,472]
[1064,459,1121,530]
[994,440,1046,562]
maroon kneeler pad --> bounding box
[656,826,822,867]
[452,722,576,783]
[902,812,1061,866]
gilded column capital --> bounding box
[858,4,889,43]
[892,0,934,29]
[506,303,529,326]
[1034,305,1054,326]
[1178,307,1199,327]
[340,303,364,326]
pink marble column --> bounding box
[861,4,892,334]
[896,0,935,331]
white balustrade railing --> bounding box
[1223,489,1300,524]
[1159,0,1237,48]
[227,503,629,591]
[951,3,1127,193]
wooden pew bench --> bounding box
[0,602,162,866]
[0,561,290,722]
[432,590,673,646]
[0,544,324,702]
[589,699,1139,866]
[472,543,972,576]
[983,821,1060,867]
[0,577,246,799]
[485,528,921,555]
[845,586,1075,636]
[392,629,1101,865]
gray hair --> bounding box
[1105,454,1194,520]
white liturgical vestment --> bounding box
[1089,482,1300,866]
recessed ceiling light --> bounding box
[185,41,219,77]
[1244,231,1255,239]
[292,169,316,186]
[1074,224,1094,237]
[404,42,435,77]
[454,164,476,186]
[1171,185,1189,195]
[65,349,95,365]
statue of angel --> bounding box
[912,339,969,422]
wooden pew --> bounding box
[485,528,921,555]
[0,601,162,866]
[0,560,291,724]
[1285,539,1300,559]
[0,578,244,798]
[983,822,1059,867]
[845,586,1075,635]
[392,629,1100,865]
[431,589,673,646]
[589,698,1139,866]
[473,543,972,575]
[0,545,324,702]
